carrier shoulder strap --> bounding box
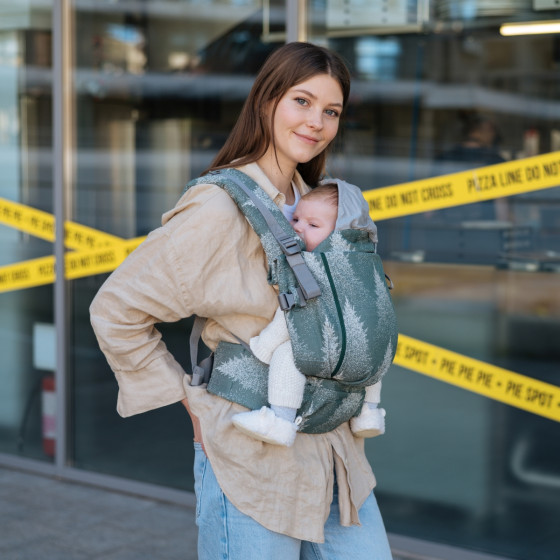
[187,168,321,385]
[191,168,321,305]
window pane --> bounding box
[0,4,55,462]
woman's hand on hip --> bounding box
[181,397,206,454]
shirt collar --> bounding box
[236,162,310,206]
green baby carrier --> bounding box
[186,168,398,434]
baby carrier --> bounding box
[186,168,398,434]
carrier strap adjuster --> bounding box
[277,234,300,256]
[278,292,295,311]
[278,287,307,311]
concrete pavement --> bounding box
[0,465,198,560]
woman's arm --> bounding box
[90,225,194,417]
[90,184,239,415]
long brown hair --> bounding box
[204,42,351,186]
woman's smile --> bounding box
[293,132,321,144]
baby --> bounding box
[232,182,386,446]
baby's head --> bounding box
[291,183,338,251]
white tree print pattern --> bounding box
[213,354,268,398]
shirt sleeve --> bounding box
[89,183,253,417]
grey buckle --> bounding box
[278,292,296,311]
[278,289,307,311]
[190,355,214,386]
[191,365,206,386]
[277,234,300,256]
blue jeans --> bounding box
[193,442,393,560]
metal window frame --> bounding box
[53,0,70,474]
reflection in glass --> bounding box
[0,5,54,462]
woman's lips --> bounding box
[294,132,320,144]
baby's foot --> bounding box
[350,407,386,438]
[232,407,302,446]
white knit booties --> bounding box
[250,308,290,364]
[350,405,386,438]
[232,406,302,446]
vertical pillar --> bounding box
[52,0,74,471]
[286,0,308,43]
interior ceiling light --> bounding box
[500,20,560,36]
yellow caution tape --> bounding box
[394,334,560,422]
[65,238,144,280]
[3,151,559,252]
[0,238,145,293]
[65,222,125,251]
[0,198,55,242]
[0,255,56,292]
[363,151,560,220]
[0,197,124,250]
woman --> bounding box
[90,41,393,560]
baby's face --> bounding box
[291,197,337,251]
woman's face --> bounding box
[267,74,344,173]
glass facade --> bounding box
[0,3,54,462]
[1,1,559,559]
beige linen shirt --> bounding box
[90,162,377,543]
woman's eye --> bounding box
[325,108,339,117]
[295,97,308,106]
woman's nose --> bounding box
[306,109,324,130]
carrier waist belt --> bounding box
[207,341,366,434]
